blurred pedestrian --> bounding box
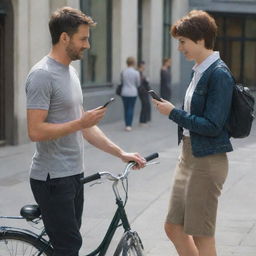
[138,61,151,126]
[153,10,234,256]
[121,57,140,131]
[160,58,171,101]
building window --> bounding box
[138,0,143,63]
[163,0,171,58]
[212,12,256,90]
[0,14,5,144]
[80,0,112,88]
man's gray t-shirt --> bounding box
[26,56,84,181]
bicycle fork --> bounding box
[86,198,130,256]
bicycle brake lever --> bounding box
[145,161,160,166]
[89,181,103,187]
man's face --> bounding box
[66,24,90,61]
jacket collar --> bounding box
[195,59,224,88]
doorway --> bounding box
[0,15,5,145]
[0,1,14,145]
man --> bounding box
[25,7,145,256]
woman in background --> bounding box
[160,58,171,101]
[137,61,151,126]
[121,57,140,131]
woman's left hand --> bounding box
[152,99,175,116]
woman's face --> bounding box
[177,36,204,62]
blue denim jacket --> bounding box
[169,59,234,157]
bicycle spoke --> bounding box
[0,239,45,256]
[127,245,138,256]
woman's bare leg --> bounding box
[193,236,217,256]
[164,222,199,256]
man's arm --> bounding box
[82,126,145,167]
[27,108,106,142]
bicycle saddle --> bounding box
[20,204,41,220]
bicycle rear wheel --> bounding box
[113,231,144,256]
[0,229,53,256]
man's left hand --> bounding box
[120,152,146,169]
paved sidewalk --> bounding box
[0,109,256,255]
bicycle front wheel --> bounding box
[0,229,53,256]
[113,231,144,256]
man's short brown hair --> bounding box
[171,10,217,49]
[49,6,96,45]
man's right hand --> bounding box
[79,107,106,129]
[27,107,107,142]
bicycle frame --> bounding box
[85,196,130,256]
[81,163,136,255]
[0,180,132,256]
[0,154,159,256]
[0,196,131,256]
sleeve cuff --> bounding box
[168,108,179,121]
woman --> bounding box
[160,58,171,101]
[153,10,234,256]
[137,61,151,125]
[121,57,140,131]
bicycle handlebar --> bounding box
[144,153,159,162]
[80,152,159,184]
[80,173,101,184]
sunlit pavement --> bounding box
[0,109,256,256]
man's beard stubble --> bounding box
[66,42,84,61]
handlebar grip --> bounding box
[145,153,159,162]
[80,173,101,184]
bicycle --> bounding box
[0,153,159,256]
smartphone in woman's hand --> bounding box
[148,90,162,102]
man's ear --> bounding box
[197,39,205,47]
[60,32,70,44]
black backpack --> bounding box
[211,65,255,138]
[227,83,255,138]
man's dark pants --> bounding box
[30,173,84,256]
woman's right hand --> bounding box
[152,99,175,116]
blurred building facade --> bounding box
[0,0,255,145]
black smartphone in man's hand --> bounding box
[101,97,115,108]
[148,90,162,102]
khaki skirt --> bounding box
[166,137,228,236]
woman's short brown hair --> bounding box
[171,10,217,49]
[49,6,96,45]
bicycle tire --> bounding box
[113,231,144,256]
[0,229,53,256]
